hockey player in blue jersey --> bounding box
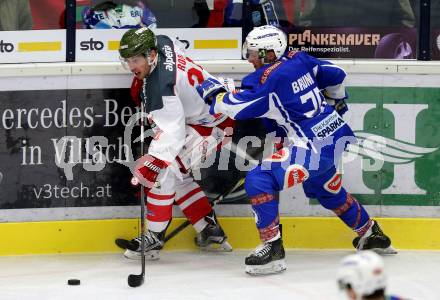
[338,251,406,300]
[197,25,396,275]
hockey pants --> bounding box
[245,144,371,242]
[145,119,234,233]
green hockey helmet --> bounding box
[119,27,157,59]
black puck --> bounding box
[67,279,80,285]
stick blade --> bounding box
[128,274,144,287]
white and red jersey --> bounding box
[174,49,228,128]
[134,35,230,164]
[129,36,234,236]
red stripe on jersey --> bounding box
[250,193,275,205]
[260,60,283,85]
[333,193,355,216]
[356,219,373,237]
[175,187,203,205]
[217,117,235,131]
[189,124,213,137]
[147,192,175,200]
[146,202,173,222]
[258,216,280,242]
[181,196,212,224]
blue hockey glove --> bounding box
[196,77,227,105]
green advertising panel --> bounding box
[342,87,440,206]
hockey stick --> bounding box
[115,132,250,250]
[116,141,260,249]
[127,103,147,288]
[163,141,260,243]
[163,177,245,243]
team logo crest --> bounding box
[324,173,342,194]
[284,164,309,189]
[264,147,290,162]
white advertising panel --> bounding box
[76,28,242,61]
[0,30,66,64]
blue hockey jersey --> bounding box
[241,63,286,138]
[211,51,353,149]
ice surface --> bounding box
[0,250,439,300]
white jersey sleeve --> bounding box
[148,96,186,163]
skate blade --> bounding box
[199,240,233,252]
[123,249,160,261]
[371,246,398,255]
[245,259,287,276]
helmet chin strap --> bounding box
[262,57,272,65]
[147,51,158,75]
[262,56,277,65]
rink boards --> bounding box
[1,217,440,255]
[1,60,440,254]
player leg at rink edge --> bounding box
[244,145,397,276]
[195,25,396,275]
[123,123,234,260]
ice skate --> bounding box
[194,212,232,252]
[353,220,397,255]
[123,230,165,260]
[245,238,286,275]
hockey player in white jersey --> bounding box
[116,27,233,260]
[197,26,395,275]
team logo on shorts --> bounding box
[284,164,309,189]
[264,147,289,162]
[324,173,342,194]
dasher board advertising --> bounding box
[286,27,417,59]
[76,28,242,61]
[0,30,66,63]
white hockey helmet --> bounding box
[242,25,287,61]
[337,251,387,298]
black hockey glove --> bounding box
[326,98,348,116]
